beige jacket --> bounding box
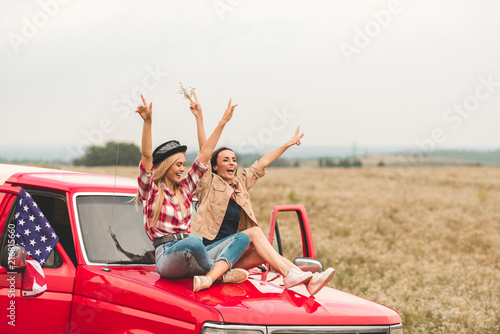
[192,160,266,240]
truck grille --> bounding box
[267,325,390,333]
[202,323,402,334]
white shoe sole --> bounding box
[307,268,335,296]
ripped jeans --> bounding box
[155,233,250,278]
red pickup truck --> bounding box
[0,164,403,334]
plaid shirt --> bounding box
[138,158,208,241]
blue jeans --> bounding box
[155,233,250,278]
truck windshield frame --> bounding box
[73,192,155,266]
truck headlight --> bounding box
[201,323,265,334]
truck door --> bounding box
[266,205,323,273]
[0,186,76,333]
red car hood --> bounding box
[193,272,402,326]
[78,266,401,326]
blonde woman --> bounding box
[136,94,250,292]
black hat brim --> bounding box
[153,145,187,167]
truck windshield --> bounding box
[75,194,155,265]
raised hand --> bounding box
[220,98,238,125]
[258,126,304,169]
[136,95,152,122]
[189,92,203,119]
[286,126,304,147]
[137,95,153,171]
[197,98,237,166]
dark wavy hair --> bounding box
[210,147,235,174]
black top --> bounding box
[203,198,241,246]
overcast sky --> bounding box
[1,0,499,160]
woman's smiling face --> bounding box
[165,154,186,186]
[214,149,237,182]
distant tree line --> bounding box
[318,157,362,168]
[71,142,306,168]
[267,158,300,168]
[72,142,141,166]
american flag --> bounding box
[14,188,59,296]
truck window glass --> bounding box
[75,195,154,264]
[275,211,304,262]
[31,193,74,268]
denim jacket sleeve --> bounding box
[239,160,266,191]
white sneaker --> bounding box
[306,267,335,296]
[283,268,313,288]
[221,268,249,284]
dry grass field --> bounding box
[68,165,500,333]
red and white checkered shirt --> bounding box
[137,158,208,241]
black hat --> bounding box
[152,140,187,167]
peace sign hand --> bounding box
[136,95,152,122]
[220,98,238,125]
[286,126,304,147]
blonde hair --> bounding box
[150,152,187,229]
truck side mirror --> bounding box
[293,257,323,273]
[1,244,27,272]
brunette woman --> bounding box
[189,99,334,296]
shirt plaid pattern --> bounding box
[138,158,208,241]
